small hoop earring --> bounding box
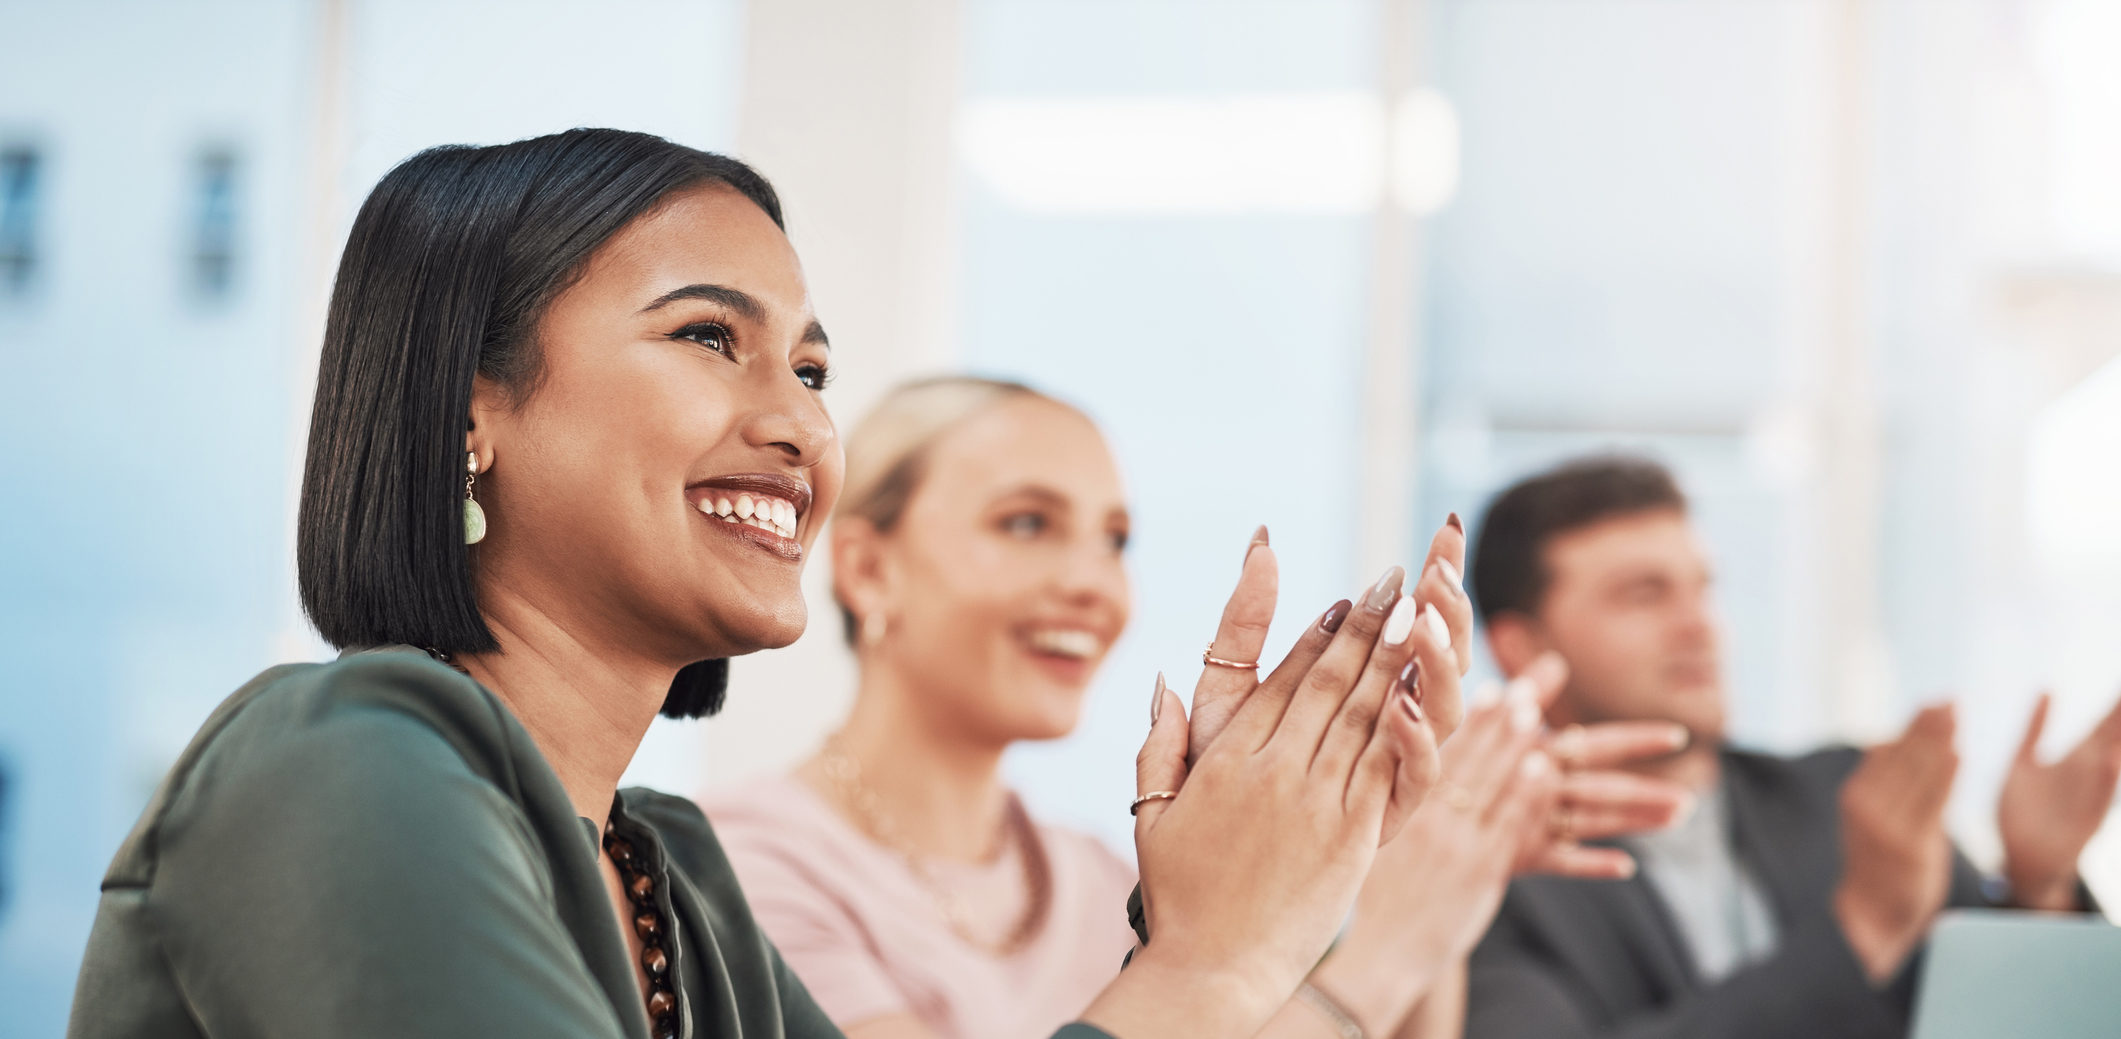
[859,613,887,648]
[463,451,487,545]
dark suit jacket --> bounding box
[1465,746,1997,1039]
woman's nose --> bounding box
[1055,538,1130,608]
[743,369,836,468]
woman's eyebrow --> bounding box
[992,484,1069,508]
[639,283,828,349]
[638,283,765,321]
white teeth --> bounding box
[1027,629,1102,660]
[697,492,799,538]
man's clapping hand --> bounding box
[1833,704,1958,984]
[1997,690,2121,912]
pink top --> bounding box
[701,774,1138,1039]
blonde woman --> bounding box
[705,378,1687,1039]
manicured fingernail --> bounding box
[1319,599,1351,633]
[1421,603,1451,651]
[1522,752,1553,779]
[1382,596,1418,645]
[1615,857,1637,878]
[1670,791,1698,823]
[1399,658,1424,707]
[1664,724,1691,749]
[1364,565,1405,611]
[1246,524,1269,561]
[1447,512,1464,533]
[1400,689,1424,724]
[1437,557,1463,590]
[1152,671,1166,724]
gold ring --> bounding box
[1550,805,1576,842]
[1130,790,1179,815]
[1438,781,1476,813]
[1202,643,1259,671]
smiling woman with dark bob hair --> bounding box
[64,128,1450,1039]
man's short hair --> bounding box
[1469,454,1687,622]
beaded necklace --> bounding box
[423,648,682,1036]
[604,818,680,1039]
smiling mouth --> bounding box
[1024,628,1106,661]
[696,493,798,539]
[688,473,812,553]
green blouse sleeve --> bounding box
[91,668,628,1037]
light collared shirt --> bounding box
[1622,778,1779,982]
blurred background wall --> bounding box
[5,0,2121,1033]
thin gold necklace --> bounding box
[816,735,1052,957]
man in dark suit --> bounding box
[1462,455,2119,1038]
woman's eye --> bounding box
[1000,513,1047,538]
[674,322,733,355]
[795,363,834,390]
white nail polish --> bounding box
[1438,557,1463,590]
[1422,604,1451,651]
[1382,596,1418,645]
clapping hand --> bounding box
[1084,545,1440,1038]
[1317,656,1691,1023]
[1517,711,1693,877]
[1184,520,1474,842]
[1998,690,2121,912]
[1834,703,1959,984]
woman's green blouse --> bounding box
[66,648,1116,1039]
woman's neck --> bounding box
[455,586,676,832]
[807,663,1012,863]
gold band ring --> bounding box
[1550,804,1577,842]
[1202,643,1259,671]
[1130,790,1179,816]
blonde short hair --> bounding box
[834,375,1055,641]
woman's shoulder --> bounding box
[106,648,553,887]
[692,772,902,908]
[694,773,851,859]
[188,647,531,785]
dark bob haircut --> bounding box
[1468,454,1688,623]
[298,128,784,718]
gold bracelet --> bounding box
[1296,981,1364,1039]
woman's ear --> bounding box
[466,373,509,472]
[830,515,893,627]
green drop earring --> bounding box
[463,450,487,545]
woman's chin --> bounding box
[1010,685,1093,742]
[699,601,810,656]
